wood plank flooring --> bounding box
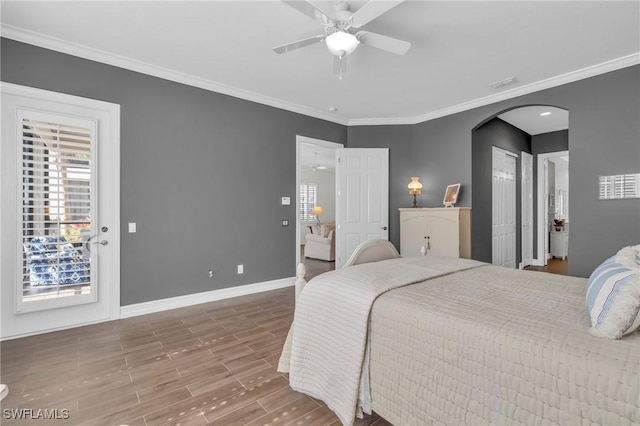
[0,286,390,426]
[525,258,569,275]
[300,245,335,281]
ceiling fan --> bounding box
[310,152,327,171]
[273,0,411,78]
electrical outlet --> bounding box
[208,269,214,278]
[237,264,244,274]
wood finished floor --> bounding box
[0,286,390,426]
[524,258,569,275]
[300,245,335,281]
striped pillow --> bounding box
[586,245,640,339]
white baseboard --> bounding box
[120,277,295,319]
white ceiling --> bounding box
[499,106,568,136]
[1,1,638,126]
[300,142,337,170]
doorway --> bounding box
[1,83,120,339]
[537,151,570,267]
[472,105,568,268]
[295,136,342,268]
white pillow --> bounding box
[585,245,640,339]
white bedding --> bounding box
[278,256,485,425]
[279,256,640,425]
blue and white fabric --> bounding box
[585,245,640,339]
[24,236,90,287]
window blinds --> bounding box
[598,174,640,200]
[299,183,318,222]
[20,112,94,295]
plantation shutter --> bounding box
[20,109,95,296]
[599,174,640,200]
[299,183,318,222]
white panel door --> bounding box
[521,151,533,268]
[492,147,516,268]
[335,148,389,268]
[1,83,120,339]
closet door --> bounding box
[492,147,517,268]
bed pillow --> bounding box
[586,245,640,339]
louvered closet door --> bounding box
[19,110,97,308]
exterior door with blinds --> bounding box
[1,83,120,339]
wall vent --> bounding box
[489,76,518,89]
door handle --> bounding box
[86,234,108,252]
[381,226,388,231]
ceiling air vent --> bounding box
[489,76,518,89]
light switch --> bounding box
[128,222,137,233]
[281,197,291,206]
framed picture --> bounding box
[443,183,461,207]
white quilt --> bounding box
[368,265,640,425]
[277,256,485,425]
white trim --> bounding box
[3,24,638,127]
[347,53,640,126]
[120,277,295,319]
[1,25,348,126]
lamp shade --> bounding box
[325,31,359,57]
[408,177,423,194]
[312,206,324,216]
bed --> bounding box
[279,240,640,426]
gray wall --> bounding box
[355,66,639,277]
[471,118,532,264]
[421,67,639,276]
[1,39,347,305]
[3,38,638,291]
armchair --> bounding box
[23,235,90,287]
[304,223,335,261]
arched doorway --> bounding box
[471,105,569,270]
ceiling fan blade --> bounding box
[281,0,333,24]
[273,35,326,54]
[357,31,411,55]
[350,0,404,27]
[332,55,347,79]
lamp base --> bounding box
[411,194,418,208]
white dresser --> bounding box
[550,231,568,259]
[399,207,471,258]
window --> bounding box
[299,183,317,222]
[599,174,640,200]
[19,110,95,304]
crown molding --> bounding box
[2,24,637,128]
[0,25,350,126]
[347,52,640,126]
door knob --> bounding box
[92,240,108,246]
[381,226,388,231]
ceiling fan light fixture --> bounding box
[325,31,359,56]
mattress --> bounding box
[280,257,640,425]
[370,265,640,425]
